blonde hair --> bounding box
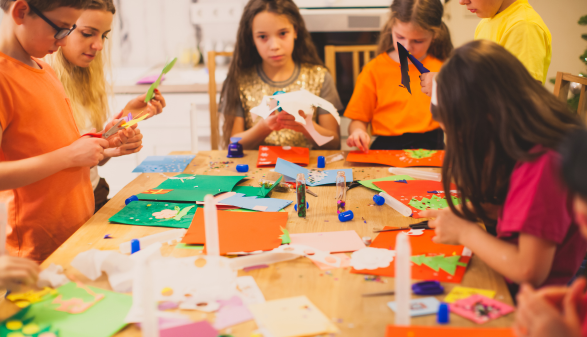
[47,0,115,132]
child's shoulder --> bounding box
[300,63,328,76]
[491,0,549,33]
[513,146,560,180]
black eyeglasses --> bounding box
[26,2,77,39]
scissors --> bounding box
[372,220,431,233]
[362,280,444,297]
[81,119,125,139]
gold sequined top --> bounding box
[239,63,327,148]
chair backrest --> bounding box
[324,45,378,85]
[208,50,234,150]
[553,72,587,121]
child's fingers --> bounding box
[420,209,440,218]
[154,91,166,107]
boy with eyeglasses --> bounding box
[0,0,133,263]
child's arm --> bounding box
[230,116,274,149]
[0,255,40,291]
[347,120,370,152]
[0,126,109,191]
[422,208,557,287]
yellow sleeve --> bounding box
[500,21,550,83]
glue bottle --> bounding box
[336,171,346,214]
[296,173,307,218]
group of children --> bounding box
[0,0,585,335]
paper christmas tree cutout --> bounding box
[280,227,291,244]
[409,195,461,211]
[405,149,437,159]
[411,254,467,276]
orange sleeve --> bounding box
[0,73,13,131]
[343,62,377,123]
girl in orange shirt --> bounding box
[345,0,453,151]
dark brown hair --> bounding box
[377,0,453,60]
[561,129,587,200]
[86,0,115,14]
[1,0,91,12]
[219,0,323,148]
[435,40,582,224]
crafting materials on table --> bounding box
[389,167,441,181]
[437,303,450,324]
[444,286,496,303]
[137,174,246,202]
[378,192,413,217]
[358,175,415,192]
[132,155,196,173]
[236,164,249,172]
[119,229,186,254]
[338,210,354,222]
[317,156,325,168]
[395,232,411,325]
[336,171,346,214]
[109,201,197,229]
[362,280,444,297]
[449,294,514,324]
[289,230,366,253]
[347,149,444,168]
[296,173,307,218]
[373,220,431,233]
[257,145,310,167]
[388,297,441,317]
[274,158,354,187]
[227,137,244,158]
[204,195,220,256]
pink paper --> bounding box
[449,294,514,324]
[312,253,351,271]
[213,296,254,330]
[137,74,165,84]
[160,320,218,337]
[290,231,366,253]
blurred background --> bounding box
[1,0,586,197]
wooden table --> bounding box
[17,151,515,336]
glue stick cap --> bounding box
[338,210,354,222]
[230,137,242,144]
[373,194,385,206]
[317,156,325,168]
[236,164,249,172]
[437,303,450,324]
[125,195,139,205]
[294,202,309,211]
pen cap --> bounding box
[373,195,385,206]
[125,195,139,205]
[236,164,249,172]
[317,156,325,168]
[437,303,450,324]
[338,210,354,222]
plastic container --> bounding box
[227,137,244,158]
[379,192,413,217]
[388,167,441,181]
[236,164,249,172]
[338,210,354,222]
[317,156,325,168]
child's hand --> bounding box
[265,111,285,131]
[515,281,584,337]
[125,89,166,118]
[421,208,476,245]
[104,129,144,158]
[0,255,40,291]
[276,110,307,133]
[66,135,109,167]
[102,120,136,148]
[347,129,370,152]
[420,72,437,97]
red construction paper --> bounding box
[346,150,444,167]
[350,229,470,283]
[373,180,459,218]
[386,326,515,337]
[257,146,309,167]
[181,208,286,254]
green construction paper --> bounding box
[175,243,204,250]
[280,227,291,244]
[408,195,461,211]
[20,282,132,337]
[145,57,177,102]
[0,307,53,336]
[109,201,199,228]
[173,205,195,220]
[405,149,438,159]
[137,188,221,202]
[358,175,415,192]
[411,254,467,276]
[157,174,246,192]
[233,176,283,197]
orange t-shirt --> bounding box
[0,51,94,263]
[344,53,443,136]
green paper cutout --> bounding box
[18,282,132,337]
[404,149,438,159]
[411,254,468,276]
[358,175,415,192]
[409,195,461,211]
[280,227,291,244]
[232,176,282,197]
[109,201,198,228]
[145,58,177,102]
[175,243,204,250]
[173,205,195,221]
[157,174,245,192]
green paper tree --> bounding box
[404,149,438,159]
[411,254,468,276]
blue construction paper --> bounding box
[220,193,292,212]
[387,297,440,317]
[274,158,353,187]
[133,155,196,173]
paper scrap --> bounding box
[444,286,496,303]
[411,254,467,276]
[358,175,415,192]
[213,296,254,330]
[290,230,365,253]
[450,294,514,324]
[220,193,292,212]
[257,146,310,167]
[350,247,395,270]
[160,319,218,337]
[311,253,351,271]
[274,158,353,187]
[388,297,441,317]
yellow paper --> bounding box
[122,113,149,128]
[444,286,496,303]
[248,296,339,337]
[7,287,58,307]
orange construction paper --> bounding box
[181,208,286,255]
[257,146,310,167]
[373,180,459,218]
[351,229,470,283]
[386,326,515,337]
[346,150,444,167]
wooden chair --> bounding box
[208,50,233,150]
[553,72,587,121]
[324,45,378,85]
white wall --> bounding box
[444,0,587,90]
